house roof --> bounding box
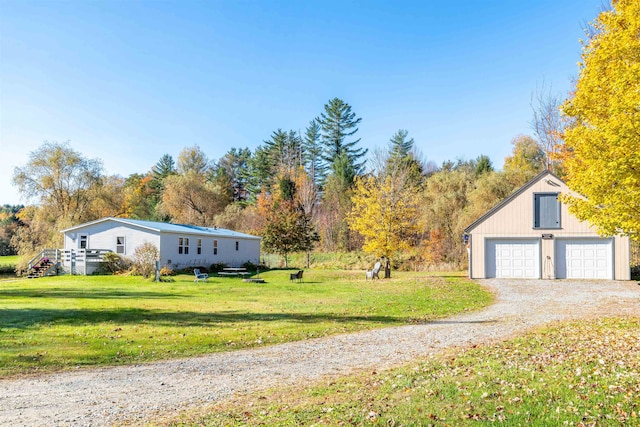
[60,217,261,240]
[464,170,563,234]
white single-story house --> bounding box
[60,217,261,275]
[464,170,630,280]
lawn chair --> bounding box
[289,270,303,283]
[365,262,382,280]
[194,268,209,282]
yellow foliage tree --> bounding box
[159,172,227,226]
[348,171,423,278]
[503,135,546,184]
[561,0,640,239]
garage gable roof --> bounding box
[464,170,562,234]
[60,217,261,240]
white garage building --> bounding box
[464,171,630,280]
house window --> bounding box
[178,237,190,254]
[79,234,88,249]
[213,239,218,255]
[235,241,239,251]
[116,236,125,254]
[534,193,561,229]
[197,239,202,255]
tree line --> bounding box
[6,1,639,273]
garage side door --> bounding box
[486,239,540,279]
[556,239,612,279]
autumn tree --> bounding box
[160,173,227,226]
[85,174,126,219]
[177,145,211,176]
[122,174,161,220]
[12,141,103,222]
[258,175,318,267]
[213,203,261,235]
[349,153,424,278]
[422,168,474,267]
[460,170,519,234]
[560,0,640,238]
[503,135,546,187]
[0,205,22,256]
[11,142,105,261]
[318,152,357,251]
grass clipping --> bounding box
[188,317,639,426]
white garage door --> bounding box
[486,239,540,279]
[556,239,613,279]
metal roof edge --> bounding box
[60,217,260,239]
[59,217,118,233]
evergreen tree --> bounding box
[215,148,251,202]
[389,129,414,159]
[151,154,176,183]
[386,129,423,184]
[149,153,176,199]
[303,119,325,188]
[246,145,273,198]
[263,129,303,176]
[474,154,493,177]
[318,98,367,177]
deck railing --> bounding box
[28,249,61,270]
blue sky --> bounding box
[1,0,605,205]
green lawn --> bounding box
[0,270,491,377]
[0,255,20,265]
[0,255,19,277]
[187,317,640,427]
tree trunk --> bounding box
[384,257,391,279]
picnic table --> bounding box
[217,267,250,278]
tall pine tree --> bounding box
[303,119,325,188]
[389,129,414,159]
[386,129,423,185]
[263,129,303,176]
[318,98,367,179]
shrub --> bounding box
[241,261,257,271]
[209,263,228,272]
[131,242,159,279]
[159,266,175,276]
[0,264,15,275]
[100,251,129,274]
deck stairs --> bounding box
[26,249,61,278]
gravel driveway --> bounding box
[1,279,638,426]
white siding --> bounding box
[63,222,161,257]
[62,218,262,272]
[160,233,260,269]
